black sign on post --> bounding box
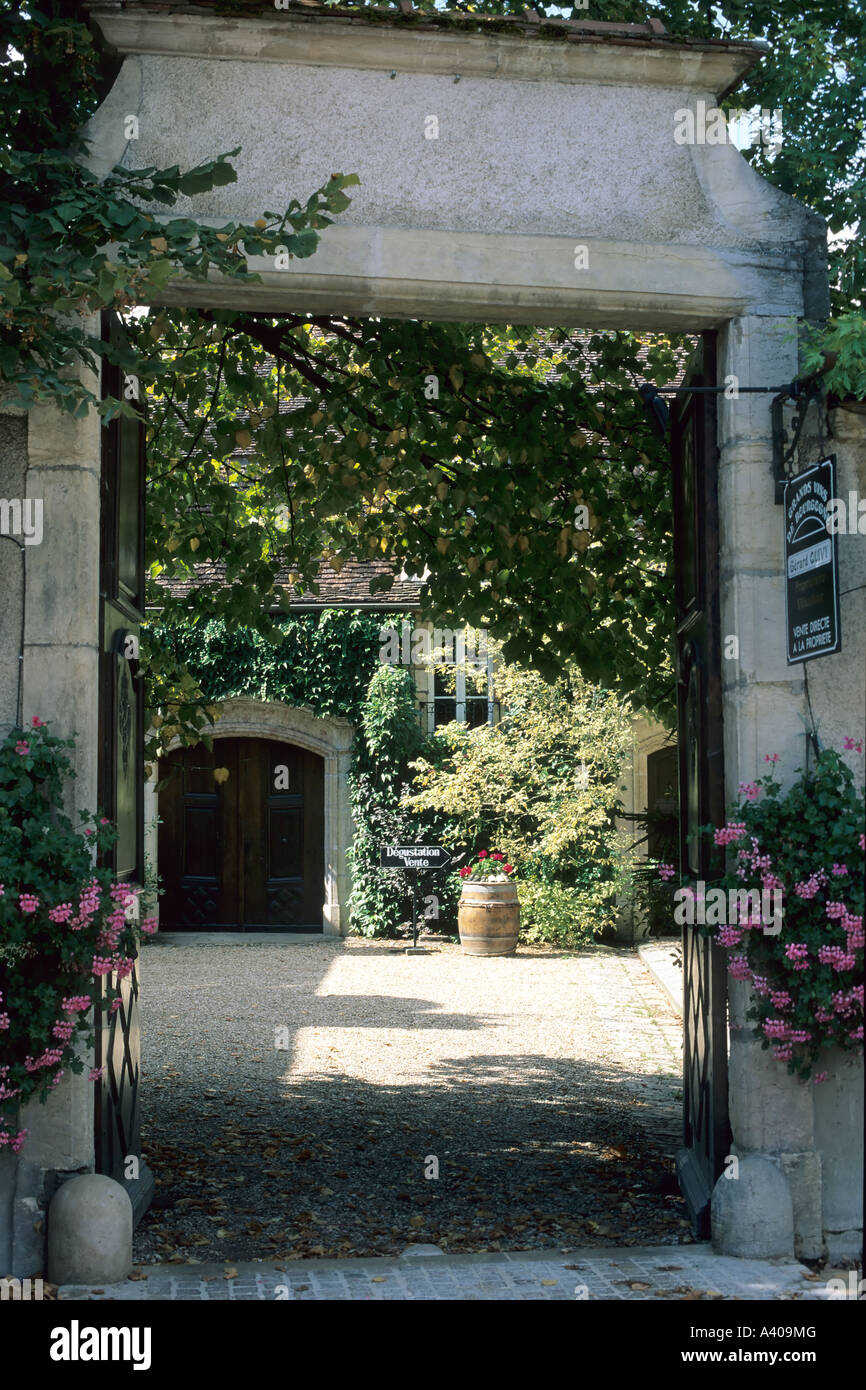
[784,457,841,665]
[379,845,453,950]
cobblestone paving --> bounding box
[133,938,688,1265]
[578,948,683,1154]
[59,1244,832,1302]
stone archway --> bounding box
[149,699,354,936]
[5,4,862,1277]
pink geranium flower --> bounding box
[784,942,810,971]
[61,996,91,1013]
[0,1129,29,1153]
[727,956,751,980]
[714,822,746,846]
[15,741,29,756]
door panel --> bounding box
[95,311,151,1219]
[159,737,323,931]
[159,741,233,928]
[671,332,730,1236]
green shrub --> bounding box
[406,653,632,946]
[517,878,602,948]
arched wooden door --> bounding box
[158,738,324,931]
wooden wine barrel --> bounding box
[457,879,520,956]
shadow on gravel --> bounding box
[135,1050,687,1265]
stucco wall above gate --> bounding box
[83,3,826,328]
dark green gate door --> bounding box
[95,311,153,1221]
[671,331,730,1235]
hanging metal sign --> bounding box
[784,456,841,664]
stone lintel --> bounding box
[87,8,761,96]
[144,230,805,330]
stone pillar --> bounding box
[717,315,806,778]
[323,746,354,937]
[713,319,865,1258]
[0,336,102,1275]
[801,403,866,1261]
[796,403,866,761]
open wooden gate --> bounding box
[95,311,153,1220]
[671,331,731,1235]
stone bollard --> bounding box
[711,1153,794,1259]
[47,1174,133,1286]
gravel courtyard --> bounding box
[134,936,688,1265]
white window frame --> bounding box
[426,630,495,733]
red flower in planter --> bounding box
[491,853,503,861]
[478,850,488,859]
[459,866,471,878]
[503,864,514,873]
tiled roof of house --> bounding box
[153,558,423,609]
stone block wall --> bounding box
[714,396,865,1260]
[0,354,102,1277]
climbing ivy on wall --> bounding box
[348,663,463,938]
[147,609,394,726]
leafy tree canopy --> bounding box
[143,312,681,719]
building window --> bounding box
[646,744,679,858]
[417,629,497,732]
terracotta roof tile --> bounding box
[153,557,423,609]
